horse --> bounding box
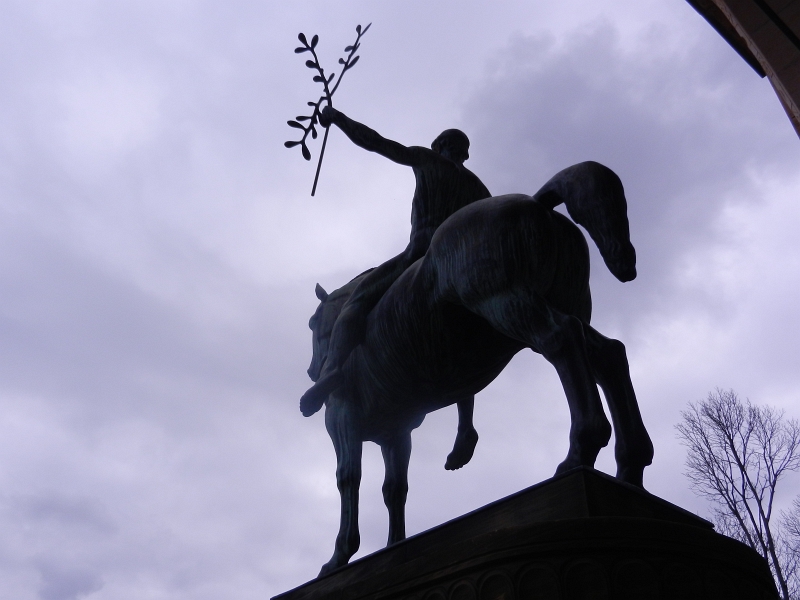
[305,161,654,577]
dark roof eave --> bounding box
[685,0,767,77]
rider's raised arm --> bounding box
[322,107,427,167]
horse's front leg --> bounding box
[319,396,363,577]
[380,432,411,546]
[445,397,479,471]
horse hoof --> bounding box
[445,428,479,470]
[616,466,645,489]
[555,455,591,475]
[318,557,345,578]
[554,461,574,475]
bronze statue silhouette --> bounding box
[301,106,490,469]
[305,161,654,576]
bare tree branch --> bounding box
[677,389,800,599]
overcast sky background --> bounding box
[0,1,799,598]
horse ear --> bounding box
[315,283,329,301]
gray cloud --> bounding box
[38,564,103,600]
[464,22,798,312]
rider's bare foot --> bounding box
[445,427,479,470]
[300,368,342,417]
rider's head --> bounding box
[432,129,470,164]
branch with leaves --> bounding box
[284,23,371,196]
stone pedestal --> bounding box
[273,467,778,600]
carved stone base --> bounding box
[273,468,778,600]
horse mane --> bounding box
[532,161,636,282]
[327,267,376,303]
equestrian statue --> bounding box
[292,102,653,577]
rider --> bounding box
[300,106,491,468]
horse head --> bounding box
[594,225,637,283]
[308,284,334,382]
[534,161,637,283]
[307,270,375,382]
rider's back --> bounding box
[409,153,490,244]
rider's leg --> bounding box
[300,249,417,416]
[445,397,479,470]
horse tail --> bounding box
[533,161,636,282]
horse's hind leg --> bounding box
[319,395,363,577]
[467,290,611,473]
[545,314,613,473]
[380,432,412,546]
[583,325,653,487]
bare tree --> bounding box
[783,497,800,599]
[676,389,800,600]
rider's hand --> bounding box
[319,105,337,128]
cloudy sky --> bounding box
[1,0,799,598]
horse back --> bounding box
[344,194,592,427]
[426,194,591,321]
